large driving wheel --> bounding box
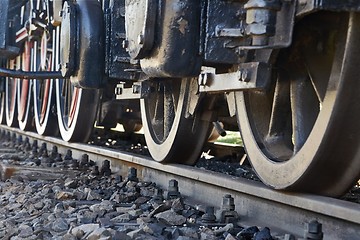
[0,91,5,124]
[33,31,58,136]
[17,41,34,130]
[141,78,211,164]
[0,62,6,124]
[235,12,360,197]
[53,26,100,142]
[5,59,18,127]
[0,90,5,124]
[56,82,99,142]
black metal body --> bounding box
[0,0,359,84]
[0,0,358,96]
[0,0,22,59]
[126,0,203,78]
[104,0,141,81]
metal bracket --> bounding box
[241,0,296,49]
[297,0,360,17]
[115,81,151,100]
[198,62,271,93]
[204,0,295,65]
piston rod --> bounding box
[0,67,62,79]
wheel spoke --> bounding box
[18,42,32,123]
[6,59,18,127]
[152,82,165,141]
[303,43,334,104]
[163,83,174,139]
[290,72,320,153]
[267,72,291,138]
[264,72,293,159]
[33,27,58,136]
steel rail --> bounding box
[1,125,359,239]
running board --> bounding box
[0,67,62,79]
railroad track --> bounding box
[0,125,359,239]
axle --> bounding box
[0,67,62,79]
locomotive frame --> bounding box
[0,0,359,197]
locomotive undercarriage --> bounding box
[0,0,359,197]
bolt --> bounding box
[167,179,181,199]
[236,48,246,58]
[24,137,31,152]
[201,206,217,223]
[32,140,38,148]
[222,194,235,211]
[5,132,10,142]
[100,159,111,176]
[9,133,16,148]
[241,70,250,82]
[91,165,100,176]
[40,143,48,156]
[137,34,144,45]
[152,188,164,203]
[79,154,89,169]
[198,73,209,86]
[11,132,16,143]
[304,220,323,239]
[31,140,38,156]
[71,159,79,169]
[54,153,63,162]
[64,149,73,161]
[115,86,123,95]
[115,175,122,183]
[169,179,178,189]
[16,135,23,149]
[132,84,141,94]
[51,146,58,159]
[220,194,239,223]
[128,167,138,182]
[122,39,129,49]
[284,233,295,240]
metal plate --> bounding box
[125,0,156,59]
[60,1,76,77]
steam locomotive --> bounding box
[0,0,359,197]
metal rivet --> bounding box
[201,206,217,223]
[128,167,138,182]
[241,70,250,82]
[122,39,129,49]
[304,220,323,239]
